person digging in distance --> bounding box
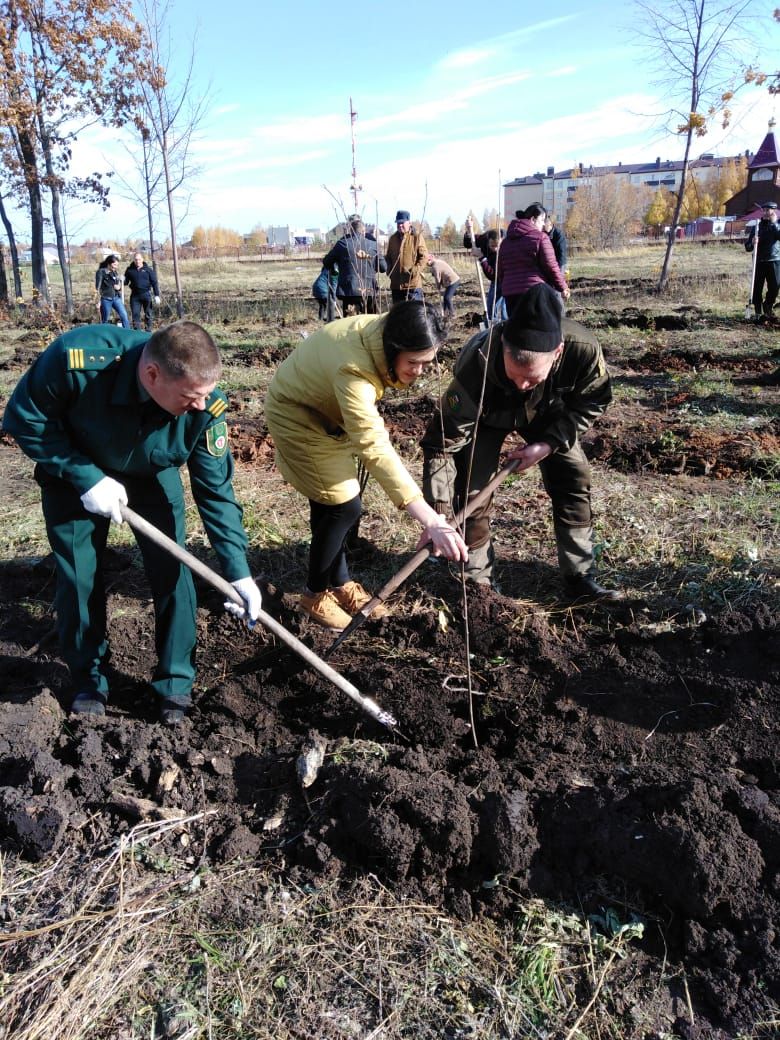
[265,301,468,632]
[421,283,623,604]
[426,254,461,317]
[464,218,506,322]
[2,321,262,724]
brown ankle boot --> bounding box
[332,580,390,618]
[299,589,353,631]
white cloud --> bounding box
[437,47,497,71]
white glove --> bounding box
[154,296,160,304]
[80,476,128,524]
[224,577,262,626]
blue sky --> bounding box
[49,0,780,242]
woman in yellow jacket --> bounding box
[265,301,468,631]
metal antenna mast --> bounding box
[349,97,362,213]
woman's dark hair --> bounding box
[518,203,547,221]
[382,300,446,375]
[99,254,118,268]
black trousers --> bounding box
[308,495,362,592]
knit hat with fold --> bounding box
[503,284,563,352]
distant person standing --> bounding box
[124,252,161,332]
[498,204,569,317]
[322,217,387,315]
[426,254,461,316]
[543,215,568,273]
[95,255,129,327]
[745,201,780,323]
[385,210,427,303]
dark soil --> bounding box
[1,304,778,1040]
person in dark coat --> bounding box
[323,217,387,315]
[124,252,161,332]
[463,219,506,321]
[745,200,780,322]
[544,215,568,272]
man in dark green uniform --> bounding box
[421,283,622,602]
[3,321,263,723]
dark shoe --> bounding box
[564,575,625,604]
[159,700,188,726]
[70,690,107,716]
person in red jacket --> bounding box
[498,203,570,316]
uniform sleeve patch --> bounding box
[206,421,228,457]
[446,391,461,413]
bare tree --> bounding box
[132,0,208,318]
[635,0,765,292]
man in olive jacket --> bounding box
[421,284,622,602]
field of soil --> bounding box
[0,253,778,1039]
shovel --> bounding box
[119,505,398,729]
[324,457,523,658]
[746,224,759,319]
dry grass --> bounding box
[0,825,650,1040]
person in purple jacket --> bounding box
[497,203,570,317]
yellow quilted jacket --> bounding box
[265,314,423,508]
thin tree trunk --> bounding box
[0,243,8,305]
[0,192,23,300]
[43,156,74,314]
[16,126,49,304]
[160,125,183,317]
[142,131,157,274]
[656,0,703,294]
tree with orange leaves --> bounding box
[0,0,142,308]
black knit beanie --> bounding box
[503,284,563,352]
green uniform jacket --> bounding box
[3,325,249,582]
[265,313,422,508]
[422,317,611,508]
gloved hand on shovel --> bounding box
[80,476,128,524]
[225,576,262,627]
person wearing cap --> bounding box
[421,283,621,603]
[2,321,263,724]
[385,210,428,304]
[265,302,468,632]
[745,201,780,323]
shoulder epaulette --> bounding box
[66,343,123,371]
[206,392,228,418]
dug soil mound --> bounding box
[0,548,778,1038]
